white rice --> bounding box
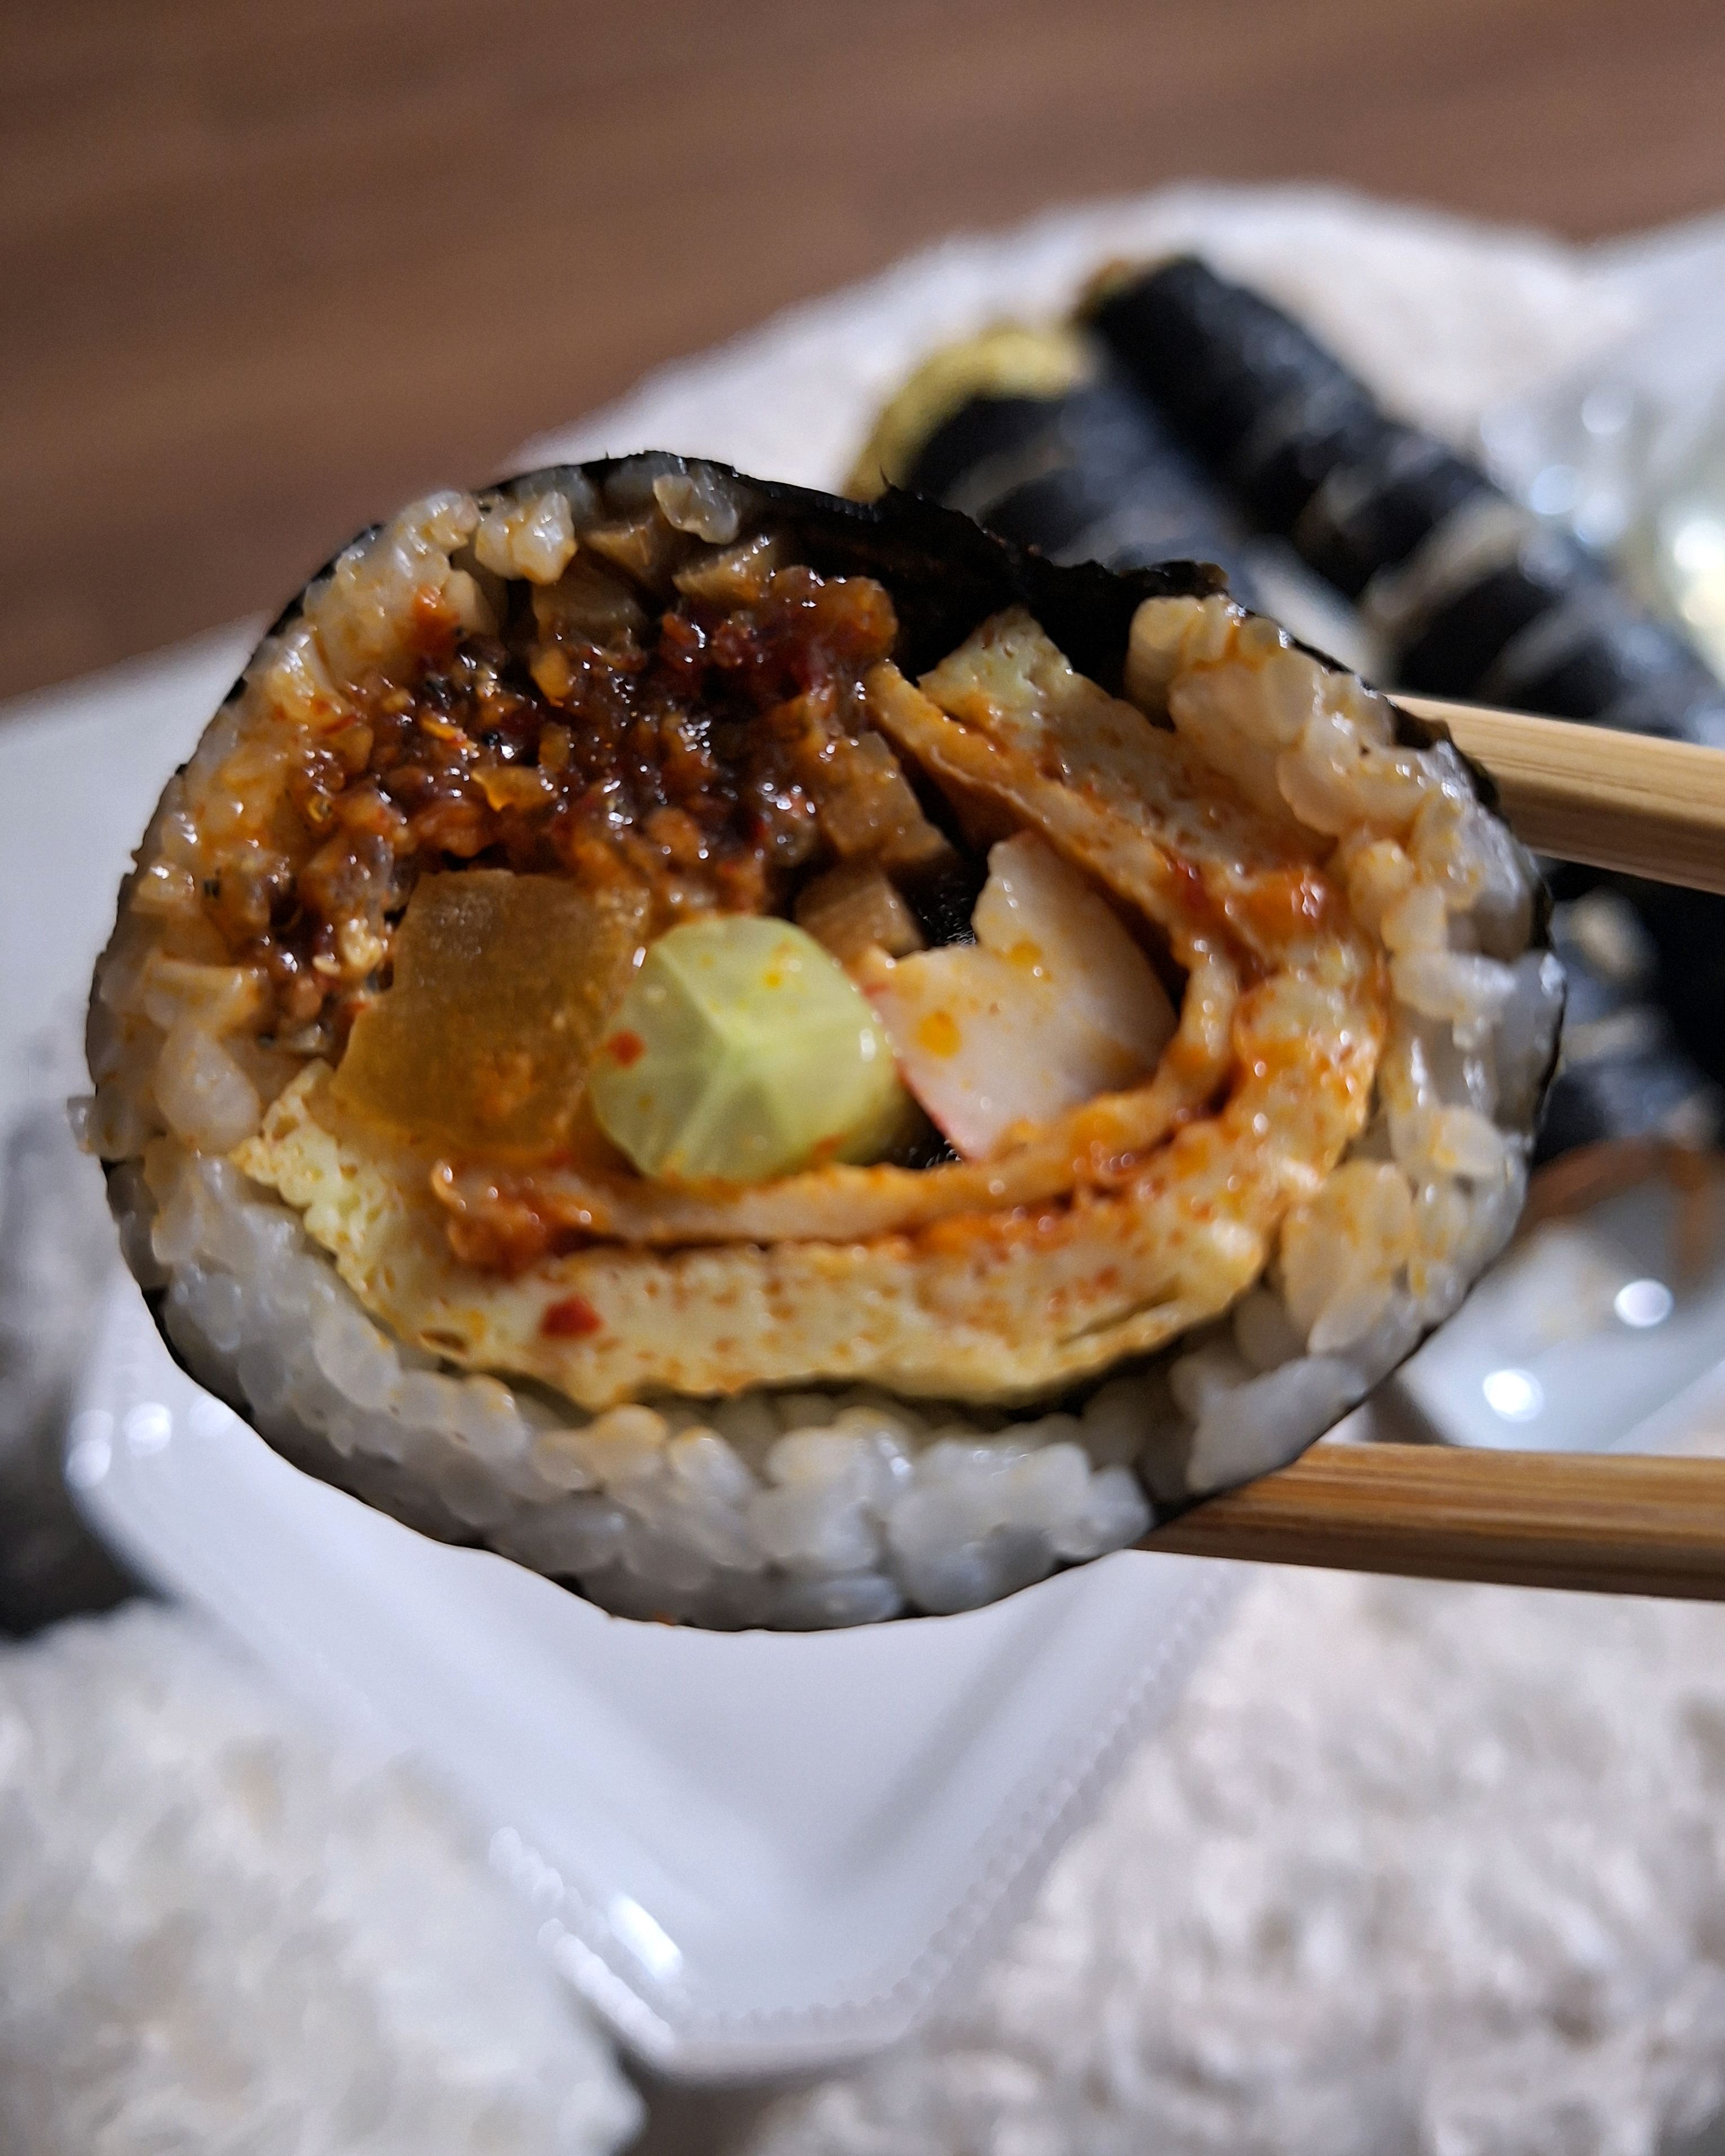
[113,1141,1155,1626]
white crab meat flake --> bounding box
[863,832,1178,1158]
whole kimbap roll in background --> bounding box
[1086,255,1725,741]
[83,455,1560,1626]
[847,323,1261,597]
[1538,889,1720,1162]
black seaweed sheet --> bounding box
[897,361,1261,601]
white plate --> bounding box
[69,1278,1237,2075]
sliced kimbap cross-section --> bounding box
[86,456,1561,1626]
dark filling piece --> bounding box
[215,550,972,1073]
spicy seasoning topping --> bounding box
[216,559,936,1057]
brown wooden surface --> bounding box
[1148,1443,1725,1599]
[4,0,1725,706]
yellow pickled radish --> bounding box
[331,870,649,1156]
[590,917,908,1183]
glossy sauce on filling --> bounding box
[213,565,958,1063]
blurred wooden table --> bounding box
[2,0,1723,707]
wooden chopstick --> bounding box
[1398,693,1725,894]
[1144,1442,1725,1600]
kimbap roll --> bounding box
[1538,888,1720,1162]
[84,455,1560,1626]
[847,324,1259,595]
[1086,255,1725,744]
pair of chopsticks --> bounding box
[1142,694,1725,1600]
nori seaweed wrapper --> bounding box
[1539,892,1720,1161]
[851,327,1259,600]
[1088,256,1725,738]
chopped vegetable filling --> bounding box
[589,917,907,1183]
